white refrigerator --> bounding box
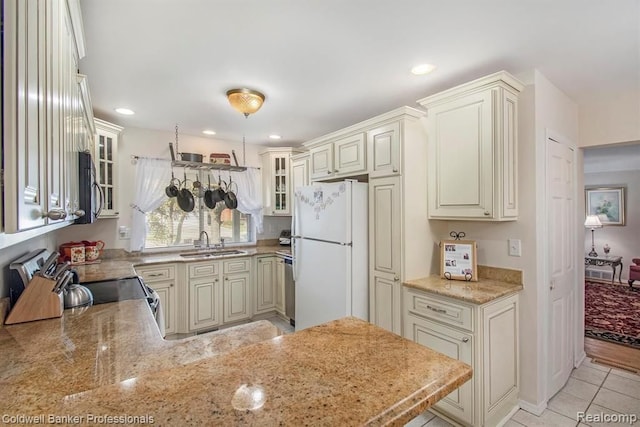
[292,180,368,330]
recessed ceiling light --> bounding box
[115,107,135,115]
[411,64,437,75]
[202,130,216,136]
[269,134,281,140]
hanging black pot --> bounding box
[224,179,238,210]
[176,171,195,212]
[204,175,217,209]
[212,174,226,204]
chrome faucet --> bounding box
[197,231,210,249]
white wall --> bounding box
[583,169,640,281]
[54,126,267,250]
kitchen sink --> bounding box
[179,249,247,258]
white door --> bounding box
[547,136,576,397]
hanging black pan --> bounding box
[204,175,217,209]
[212,174,226,204]
[224,179,238,210]
[177,171,195,212]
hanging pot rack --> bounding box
[130,154,255,171]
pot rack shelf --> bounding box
[130,155,257,172]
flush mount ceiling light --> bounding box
[226,88,265,118]
[115,107,135,115]
[202,130,216,135]
[411,63,437,75]
[269,134,281,140]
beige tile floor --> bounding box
[406,358,640,426]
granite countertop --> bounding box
[0,299,282,413]
[403,275,523,305]
[0,300,471,425]
[74,245,290,283]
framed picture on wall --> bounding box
[585,186,626,226]
[440,240,478,281]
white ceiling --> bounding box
[79,0,640,146]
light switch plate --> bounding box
[508,239,522,257]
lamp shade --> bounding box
[226,88,265,117]
[584,215,603,228]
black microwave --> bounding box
[76,151,103,224]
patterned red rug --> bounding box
[584,281,640,349]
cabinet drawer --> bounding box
[405,289,473,332]
[189,261,220,278]
[135,264,176,283]
[223,258,250,274]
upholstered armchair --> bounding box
[630,258,640,288]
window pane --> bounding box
[145,198,201,248]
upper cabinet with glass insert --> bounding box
[260,148,304,216]
[94,119,123,218]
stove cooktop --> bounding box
[82,277,149,305]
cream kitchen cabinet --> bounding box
[254,256,277,314]
[260,148,303,216]
[367,122,400,178]
[404,287,519,427]
[187,260,222,331]
[134,264,178,335]
[2,0,89,232]
[94,119,123,218]
[222,258,252,323]
[290,152,310,193]
[308,133,366,181]
[418,71,523,221]
[369,176,402,333]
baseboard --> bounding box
[518,399,546,416]
[575,350,587,368]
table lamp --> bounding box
[584,215,603,257]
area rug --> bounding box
[584,281,640,349]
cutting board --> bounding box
[5,276,64,324]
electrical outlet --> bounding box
[118,226,130,240]
[508,239,521,257]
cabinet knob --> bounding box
[334,170,339,173]
[392,168,398,173]
[214,278,219,282]
[73,209,86,217]
[258,259,262,263]
[327,171,331,175]
[461,337,469,343]
[170,284,174,287]
[272,211,275,214]
[484,211,491,216]
[393,276,400,282]
[42,210,67,220]
[225,277,229,281]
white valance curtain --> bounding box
[129,158,264,251]
[129,158,172,251]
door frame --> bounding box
[540,129,583,403]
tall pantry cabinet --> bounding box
[2,0,92,232]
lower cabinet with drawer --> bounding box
[403,287,519,427]
[135,264,178,335]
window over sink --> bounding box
[145,171,253,249]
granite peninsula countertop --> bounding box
[403,272,523,305]
[1,300,472,426]
[75,245,290,283]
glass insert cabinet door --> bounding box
[273,156,287,213]
[94,119,122,217]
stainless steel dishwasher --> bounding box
[282,253,295,327]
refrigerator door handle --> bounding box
[291,235,352,247]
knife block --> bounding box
[5,276,64,324]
